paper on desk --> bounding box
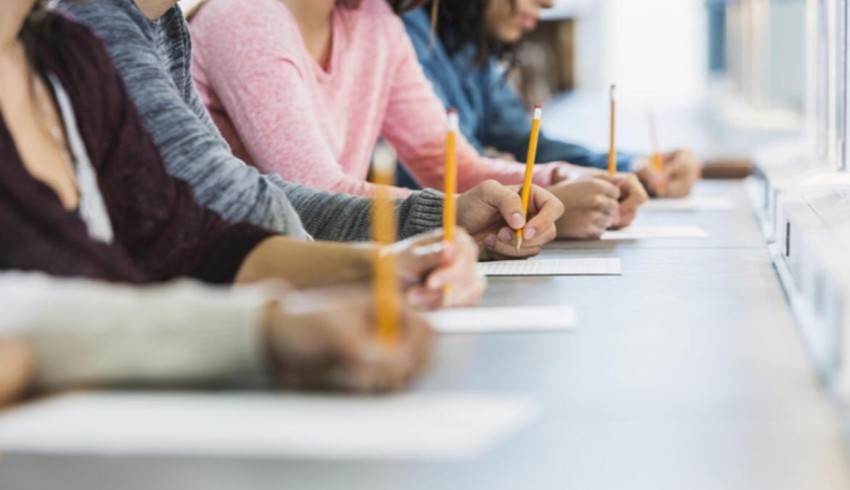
[428,306,577,334]
[601,225,708,240]
[642,196,736,212]
[477,258,621,276]
[0,392,536,460]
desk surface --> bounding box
[2,181,849,490]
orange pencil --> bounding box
[371,144,400,347]
[516,104,543,252]
[608,84,617,175]
[443,109,459,304]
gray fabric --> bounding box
[57,0,445,241]
[0,273,272,390]
[48,74,115,244]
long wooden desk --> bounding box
[2,181,849,490]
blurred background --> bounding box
[517,0,811,171]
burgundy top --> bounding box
[0,14,274,284]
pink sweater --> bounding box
[189,0,560,199]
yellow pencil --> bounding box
[442,109,459,305]
[608,84,617,176]
[516,104,543,252]
[371,144,400,347]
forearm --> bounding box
[1,274,273,391]
[235,237,375,288]
[281,180,444,241]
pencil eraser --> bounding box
[610,84,617,100]
[532,105,542,119]
[373,143,398,175]
[447,111,460,132]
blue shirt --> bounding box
[398,8,632,189]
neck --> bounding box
[135,0,179,20]
[280,0,335,31]
[0,3,32,53]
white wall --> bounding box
[563,0,707,104]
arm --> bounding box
[192,5,412,199]
[61,1,308,237]
[0,273,273,391]
[479,66,633,172]
[380,18,561,193]
[79,23,275,284]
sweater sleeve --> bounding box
[380,17,562,193]
[479,66,634,172]
[190,3,413,200]
[0,273,274,391]
[73,17,275,284]
[60,0,309,239]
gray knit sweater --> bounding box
[57,0,444,241]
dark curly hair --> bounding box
[424,0,519,66]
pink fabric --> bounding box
[190,0,560,198]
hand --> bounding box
[593,173,648,228]
[551,163,600,184]
[263,292,434,393]
[0,339,33,406]
[547,178,620,239]
[636,149,703,198]
[388,229,485,309]
[456,180,565,261]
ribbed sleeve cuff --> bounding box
[398,188,445,239]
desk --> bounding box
[1,181,849,490]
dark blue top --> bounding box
[398,8,632,189]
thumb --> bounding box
[477,181,526,231]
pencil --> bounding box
[443,109,459,305]
[516,104,543,252]
[648,107,664,174]
[608,84,617,176]
[371,144,400,347]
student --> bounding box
[57,0,565,259]
[187,0,646,240]
[0,1,435,394]
[0,0,486,311]
[0,273,431,395]
[404,0,703,198]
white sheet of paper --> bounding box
[642,196,736,212]
[601,225,708,240]
[477,258,621,276]
[0,392,536,461]
[428,306,577,334]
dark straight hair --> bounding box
[336,0,430,14]
[424,0,519,66]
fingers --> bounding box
[523,185,564,237]
[392,230,450,286]
[0,339,32,406]
[331,307,434,393]
[658,150,702,198]
[478,180,527,231]
[406,231,484,308]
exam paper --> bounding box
[642,196,736,212]
[601,225,708,240]
[0,392,536,460]
[477,258,622,276]
[428,306,577,334]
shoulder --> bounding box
[56,0,150,37]
[191,0,304,56]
